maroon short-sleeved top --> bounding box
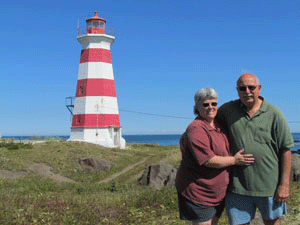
[175,118,230,206]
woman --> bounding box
[175,88,254,225]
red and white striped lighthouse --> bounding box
[69,11,125,149]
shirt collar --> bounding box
[195,116,221,131]
[238,96,267,113]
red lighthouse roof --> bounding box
[86,11,106,34]
[86,11,106,23]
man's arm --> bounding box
[274,149,292,203]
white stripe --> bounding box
[77,62,114,80]
[77,35,114,50]
[73,96,119,115]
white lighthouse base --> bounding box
[69,127,126,149]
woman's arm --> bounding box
[204,149,255,168]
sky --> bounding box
[1,0,300,136]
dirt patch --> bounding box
[0,163,76,183]
[27,163,76,183]
[98,157,149,184]
[0,170,28,179]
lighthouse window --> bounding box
[100,22,105,28]
[80,86,84,96]
[93,21,99,28]
[87,21,91,28]
[77,115,81,123]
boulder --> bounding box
[78,157,114,172]
[139,164,177,190]
[291,153,300,182]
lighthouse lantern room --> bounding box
[69,11,126,149]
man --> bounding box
[217,73,294,225]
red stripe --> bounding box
[75,79,116,97]
[80,48,112,63]
[71,114,121,128]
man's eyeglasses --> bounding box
[202,102,217,107]
[238,85,258,91]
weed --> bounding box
[110,181,117,192]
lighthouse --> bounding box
[69,12,126,149]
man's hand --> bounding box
[274,184,289,203]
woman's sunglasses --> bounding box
[202,102,217,107]
[238,85,258,91]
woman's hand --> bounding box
[234,149,255,166]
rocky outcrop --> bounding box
[78,157,114,172]
[139,164,177,190]
[291,153,300,182]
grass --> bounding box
[0,140,299,224]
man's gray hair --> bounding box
[193,87,218,115]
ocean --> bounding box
[2,133,300,152]
[126,134,300,152]
[292,133,300,152]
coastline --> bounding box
[1,133,300,151]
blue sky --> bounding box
[1,0,300,136]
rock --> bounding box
[139,164,177,190]
[78,157,114,172]
[291,153,300,182]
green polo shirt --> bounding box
[217,97,294,196]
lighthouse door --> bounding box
[114,128,120,146]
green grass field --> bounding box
[0,139,299,224]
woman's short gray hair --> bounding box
[193,87,218,115]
